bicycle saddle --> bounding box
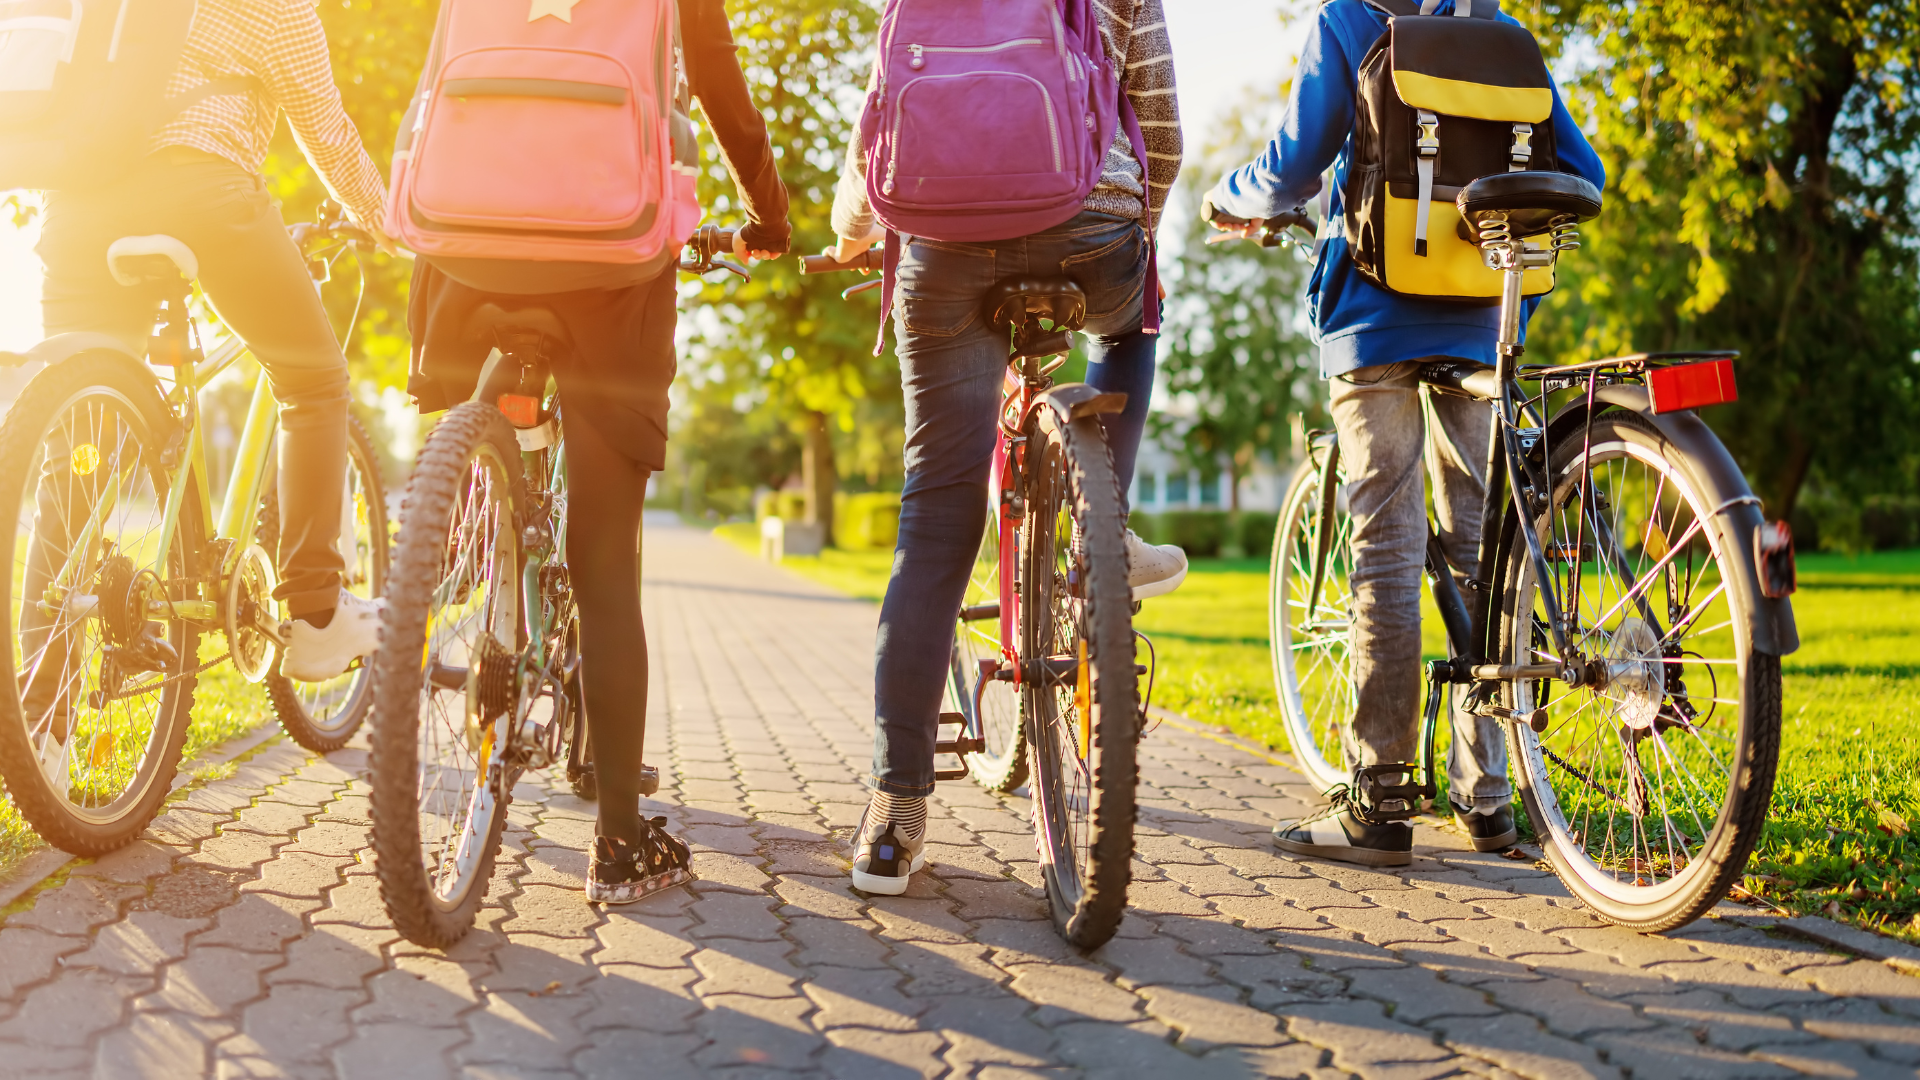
[982,277,1087,334]
[1456,171,1602,242]
[106,235,198,287]
[464,302,571,349]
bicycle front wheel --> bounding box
[370,403,525,947]
[1021,411,1137,950]
[1500,410,1781,931]
[950,512,1025,792]
[0,353,203,855]
[263,415,389,752]
[1268,441,1356,792]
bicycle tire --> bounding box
[952,515,1026,792]
[370,403,525,947]
[1267,448,1356,792]
[0,352,203,855]
[1499,410,1781,931]
[1022,412,1137,950]
[262,415,389,753]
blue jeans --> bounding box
[871,211,1157,797]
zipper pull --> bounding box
[907,43,925,70]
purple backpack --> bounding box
[860,0,1156,346]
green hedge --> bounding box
[1129,510,1278,559]
[754,490,902,551]
[1794,494,1920,554]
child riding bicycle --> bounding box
[33,0,395,683]
[829,0,1185,895]
[400,0,790,906]
[1203,0,1605,866]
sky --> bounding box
[0,0,1299,353]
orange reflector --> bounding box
[497,394,540,427]
[1648,359,1737,414]
[90,730,116,768]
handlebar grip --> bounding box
[800,248,884,274]
[1272,208,1315,234]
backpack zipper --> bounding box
[885,71,1063,193]
[1044,2,1069,70]
[906,38,1047,69]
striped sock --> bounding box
[864,790,927,842]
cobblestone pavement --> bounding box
[1,520,1916,1079]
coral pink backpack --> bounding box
[385,0,701,295]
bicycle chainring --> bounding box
[223,544,278,683]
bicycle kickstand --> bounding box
[1418,660,1449,808]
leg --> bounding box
[562,406,653,845]
[1329,362,1431,778]
[168,157,349,618]
[1423,386,1511,811]
[870,237,1007,799]
[1062,212,1153,500]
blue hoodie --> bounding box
[1208,0,1606,378]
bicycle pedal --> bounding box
[934,712,985,757]
[639,764,659,796]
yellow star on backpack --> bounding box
[528,0,582,22]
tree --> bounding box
[1511,0,1920,519]
[673,0,892,542]
[1155,91,1322,513]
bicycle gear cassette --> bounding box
[224,544,279,683]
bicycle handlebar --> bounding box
[679,223,750,281]
[800,247,884,275]
[1204,206,1316,249]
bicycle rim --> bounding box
[954,512,1024,792]
[1022,415,1136,949]
[1268,454,1355,792]
[1504,413,1779,929]
[0,364,199,851]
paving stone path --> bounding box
[0,519,1916,1079]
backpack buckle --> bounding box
[1416,111,1440,159]
[1508,123,1533,171]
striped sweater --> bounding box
[832,0,1182,239]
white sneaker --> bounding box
[282,589,382,682]
[1126,530,1188,601]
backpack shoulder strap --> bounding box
[1416,0,1501,17]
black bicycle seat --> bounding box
[1456,171,1602,241]
[982,277,1087,334]
[465,302,571,349]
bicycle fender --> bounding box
[1027,383,1127,435]
[14,332,146,369]
[1590,384,1800,656]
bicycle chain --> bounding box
[1539,742,1628,810]
[98,650,233,703]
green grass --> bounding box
[0,638,275,879]
[720,522,1920,941]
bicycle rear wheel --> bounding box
[1268,442,1356,792]
[263,415,389,752]
[950,513,1025,792]
[370,403,525,947]
[1500,411,1781,931]
[1021,412,1137,950]
[0,353,202,855]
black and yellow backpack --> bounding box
[1342,0,1562,302]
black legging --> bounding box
[563,405,653,846]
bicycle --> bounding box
[368,225,745,947]
[0,205,389,856]
[1248,172,1798,930]
[801,248,1144,949]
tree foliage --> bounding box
[1512,0,1920,518]
[1155,93,1321,511]
[669,0,893,528]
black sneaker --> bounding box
[1272,788,1413,867]
[588,817,693,904]
[1451,800,1519,852]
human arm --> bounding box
[260,0,390,246]
[680,0,791,260]
[1121,0,1181,231]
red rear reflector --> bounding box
[1648,358,1738,414]
[497,393,540,427]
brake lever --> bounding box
[842,278,882,300]
[713,258,751,282]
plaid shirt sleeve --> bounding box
[260,1,386,228]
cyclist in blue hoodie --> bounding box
[1203,0,1605,866]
